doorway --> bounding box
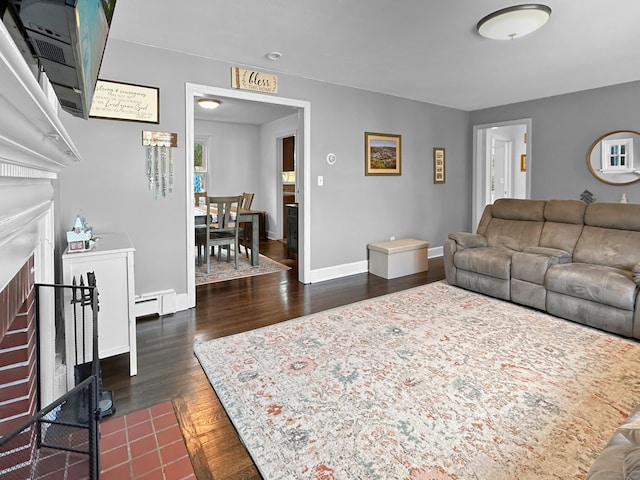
[281,135,296,238]
[472,119,531,229]
[185,84,311,309]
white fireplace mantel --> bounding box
[0,20,83,404]
[0,19,81,289]
[0,21,81,173]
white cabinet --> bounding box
[62,233,137,389]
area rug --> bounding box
[193,281,640,480]
[195,250,290,285]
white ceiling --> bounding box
[193,96,298,125]
[109,0,640,112]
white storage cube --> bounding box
[368,238,429,279]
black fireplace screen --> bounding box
[0,275,102,479]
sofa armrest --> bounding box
[633,263,640,285]
[448,232,487,249]
[523,246,573,263]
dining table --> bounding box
[194,205,261,266]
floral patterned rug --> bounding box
[195,249,290,286]
[194,281,640,479]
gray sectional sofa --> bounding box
[444,198,640,339]
[586,405,640,480]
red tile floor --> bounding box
[99,401,196,480]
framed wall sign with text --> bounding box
[90,80,160,123]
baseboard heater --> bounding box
[134,289,176,318]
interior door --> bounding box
[282,135,295,238]
[491,137,511,202]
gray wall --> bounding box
[58,39,471,297]
[194,120,261,197]
[470,81,640,203]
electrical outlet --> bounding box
[318,176,324,186]
[390,236,396,241]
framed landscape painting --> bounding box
[365,132,401,176]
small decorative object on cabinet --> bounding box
[66,214,93,252]
[286,203,298,257]
[62,232,137,390]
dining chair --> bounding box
[239,192,255,258]
[194,191,207,206]
[194,192,208,265]
[206,195,242,273]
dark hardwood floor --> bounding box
[101,240,445,479]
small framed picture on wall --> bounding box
[433,147,445,184]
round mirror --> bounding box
[587,130,640,185]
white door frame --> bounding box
[472,118,532,230]
[185,84,311,309]
[488,134,512,202]
[277,132,298,241]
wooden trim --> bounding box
[172,397,215,480]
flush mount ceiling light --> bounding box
[265,51,283,61]
[477,4,551,40]
[197,98,221,110]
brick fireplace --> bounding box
[0,258,37,437]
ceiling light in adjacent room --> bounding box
[477,4,551,40]
[197,99,221,110]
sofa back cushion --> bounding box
[539,200,586,253]
[480,199,545,251]
[573,203,640,269]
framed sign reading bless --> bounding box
[89,80,160,123]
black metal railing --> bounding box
[0,275,101,479]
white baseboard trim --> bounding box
[134,289,177,318]
[309,246,443,284]
[309,260,369,283]
[169,247,444,312]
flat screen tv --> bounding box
[19,0,117,119]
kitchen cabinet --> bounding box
[286,203,298,257]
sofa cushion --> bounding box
[573,226,640,270]
[491,198,546,221]
[585,202,640,232]
[546,263,637,310]
[512,249,571,284]
[619,422,640,445]
[448,232,487,249]
[523,246,572,259]
[484,218,544,251]
[544,199,587,224]
[624,446,640,480]
[454,247,513,280]
[540,222,584,253]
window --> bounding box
[194,138,208,192]
[601,138,633,173]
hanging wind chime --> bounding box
[142,131,178,199]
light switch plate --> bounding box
[318,176,324,186]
